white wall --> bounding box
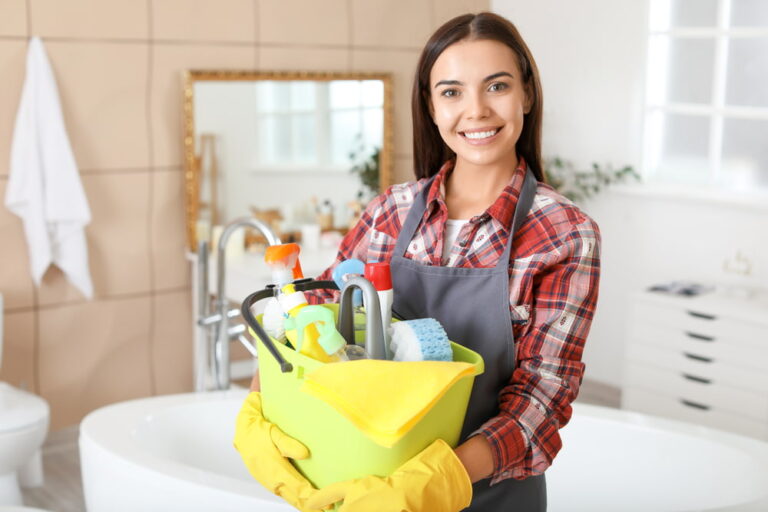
[492,0,768,386]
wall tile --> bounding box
[151,169,190,290]
[259,0,348,46]
[352,49,420,159]
[259,46,349,71]
[0,40,26,177]
[394,155,416,185]
[152,0,256,43]
[38,296,153,430]
[151,290,193,395]
[352,0,432,48]
[37,172,152,305]
[150,43,256,168]
[29,0,148,40]
[433,0,490,26]
[0,310,36,392]
[45,41,150,171]
[0,0,27,37]
[0,180,35,309]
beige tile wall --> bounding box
[0,0,489,430]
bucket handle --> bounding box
[240,280,339,373]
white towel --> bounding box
[4,37,93,299]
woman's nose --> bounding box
[465,92,490,120]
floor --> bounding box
[20,379,620,511]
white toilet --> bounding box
[0,294,50,506]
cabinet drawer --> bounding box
[631,301,768,349]
[624,362,768,421]
[621,387,767,440]
[629,321,768,370]
[625,341,768,392]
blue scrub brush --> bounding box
[388,319,453,362]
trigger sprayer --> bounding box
[261,244,304,343]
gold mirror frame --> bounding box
[182,69,394,252]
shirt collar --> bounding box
[426,157,529,233]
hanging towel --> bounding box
[301,359,476,447]
[5,37,93,299]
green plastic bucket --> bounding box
[255,303,484,488]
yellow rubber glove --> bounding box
[233,391,321,512]
[306,439,472,512]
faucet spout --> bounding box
[212,217,281,390]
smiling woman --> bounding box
[235,12,601,512]
[428,39,533,219]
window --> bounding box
[643,0,768,191]
[254,80,383,172]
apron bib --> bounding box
[390,169,546,511]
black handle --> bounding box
[241,288,293,373]
[682,373,712,385]
[680,399,711,411]
[240,280,340,373]
[687,310,717,320]
[685,331,715,342]
[683,352,714,363]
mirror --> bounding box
[183,70,393,251]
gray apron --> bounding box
[390,169,546,511]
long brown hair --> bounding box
[412,12,545,182]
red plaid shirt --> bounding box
[307,160,601,483]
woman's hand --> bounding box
[250,369,260,392]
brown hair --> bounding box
[411,12,545,182]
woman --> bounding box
[235,12,600,512]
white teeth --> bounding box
[463,129,498,140]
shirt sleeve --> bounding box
[477,217,601,484]
[304,193,387,305]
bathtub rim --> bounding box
[79,390,768,509]
[78,388,278,503]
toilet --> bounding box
[0,294,50,506]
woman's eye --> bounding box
[440,88,459,98]
[488,82,508,92]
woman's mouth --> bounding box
[459,127,502,144]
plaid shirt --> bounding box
[307,160,601,483]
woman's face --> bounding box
[429,38,531,171]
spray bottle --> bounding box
[287,306,367,363]
[364,261,393,359]
[278,283,335,362]
[262,244,304,342]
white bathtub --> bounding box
[80,389,768,512]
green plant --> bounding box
[543,157,640,202]
[349,135,380,198]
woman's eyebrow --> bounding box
[433,71,514,89]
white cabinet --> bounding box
[621,288,768,440]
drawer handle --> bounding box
[683,352,713,363]
[680,399,711,411]
[682,373,712,385]
[687,310,717,321]
[685,331,715,342]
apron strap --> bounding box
[393,175,437,258]
[495,169,537,270]
[393,169,538,266]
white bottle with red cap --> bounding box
[364,261,393,359]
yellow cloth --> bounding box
[306,438,472,512]
[301,360,475,447]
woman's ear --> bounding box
[523,82,534,115]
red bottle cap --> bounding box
[364,262,392,291]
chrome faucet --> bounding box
[196,217,281,391]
